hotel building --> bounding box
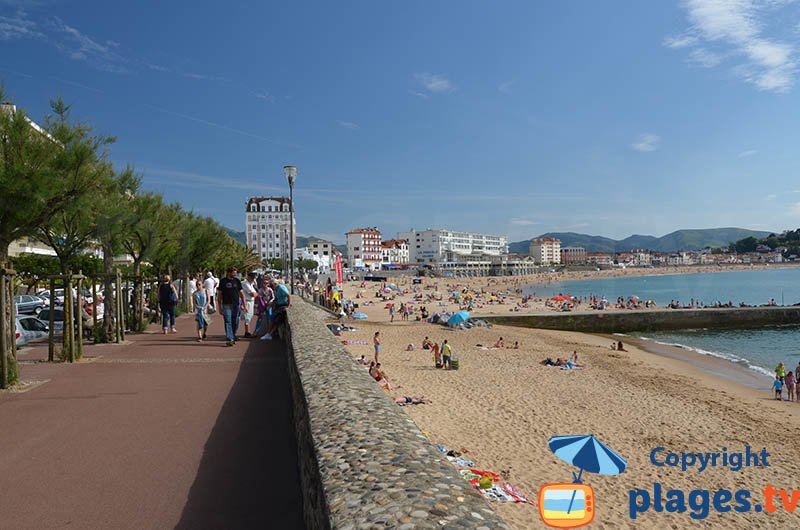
[245,197,296,261]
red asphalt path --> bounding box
[0,315,305,530]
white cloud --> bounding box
[413,72,453,94]
[631,133,661,152]
[789,201,800,216]
[510,218,537,226]
[51,17,130,73]
[738,148,758,157]
[497,80,515,93]
[409,91,430,99]
[765,193,778,200]
[664,33,699,48]
[689,47,724,67]
[0,9,41,41]
[667,0,797,92]
[337,120,359,130]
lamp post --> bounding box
[284,165,297,295]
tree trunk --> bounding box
[101,241,116,342]
[132,259,144,332]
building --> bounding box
[586,253,613,266]
[560,247,586,265]
[529,237,561,265]
[380,239,409,264]
[346,228,382,270]
[304,239,335,273]
[245,197,296,261]
[397,229,508,265]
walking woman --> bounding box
[158,274,179,334]
[193,278,210,341]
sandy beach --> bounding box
[332,268,800,529]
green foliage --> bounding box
[297,259,319,271]
[731,229,800,257]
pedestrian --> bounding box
[373,331,381,363]
[218,267,245,346]
[786,370,797,402]
[257,278,275,339]
[389,304,395,322]
[193,279,209,341]
[204,272,218,310]
[441,339,452,369]
[774,376,784,400]
[241,272,258,338]
[263,278,290,340]
[157,274,179,334]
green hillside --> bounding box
[510,227,774,253]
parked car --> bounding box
[39,308,95,337]
[15,315,49,347]
[13,294,47,315]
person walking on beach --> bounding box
[218,267,245,346]
[157,274,179,334]
[785,370,796,402]
[373,331,381,363]
[441,339,452,370]
[192,279,209,341]
[389,304,395,322]
[774,376,784,400]
[776,362,786,383]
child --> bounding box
[786,370,796,402]
[774,376,784,401]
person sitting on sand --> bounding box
[358,355,369,366]
[570,350,579,363]
[774,376,784,400]
[494,337,505,349]
[507,341,520,349]
[610,342,617,350]
[786,370,796,402]
[394,395,429,405]
[617,341,627,352]
[422,337,433,350]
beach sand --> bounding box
[333,271,800,529]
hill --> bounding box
[509,227,773,254]
[225,228,247,244]
[225,228,346,253]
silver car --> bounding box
[15,316,49,347]
[14,294,47,315]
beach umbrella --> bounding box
[548,435,627,480]
[548,434,628,514]
[447,311,470,326]
[351,313,368,319]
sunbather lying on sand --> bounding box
[394,395,429,405]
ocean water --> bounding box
[524,268,800,378]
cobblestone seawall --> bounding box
[485,306,800,333]
[286,300,510,530]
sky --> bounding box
[2,0,800,244]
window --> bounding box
[260,205,265,212]
[251,204,256,212]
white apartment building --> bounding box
[245,197,296,261]
[529,237,561,265]
[398,229,508,265]
[346,228,382,269]
[381,239,409,264]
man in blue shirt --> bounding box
[263,278,290,340]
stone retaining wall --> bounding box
[286,300,510,530]
[485,306,800,333]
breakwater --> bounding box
[485,306,800,333]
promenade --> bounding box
[0,315,305,530]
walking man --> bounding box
[204,272,218,310]
[218,267,245,346]
[241,271,258,338]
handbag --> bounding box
[169,286,178,303]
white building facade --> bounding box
[398,229,508,265]
[346,228,382,269]
[381,239,409,264]
[245,197,296,261]
[530,237,561,265]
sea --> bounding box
[524,267,800,379]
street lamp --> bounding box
[284,165,297,295]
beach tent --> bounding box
[447,311,470,326]
[550,295,572,301]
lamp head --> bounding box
[284,165,297,186]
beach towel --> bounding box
[342,340,369,345]
[459,470,515,502]
[502,482,533,504]
[447,456,475,467]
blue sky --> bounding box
[3,0,800,244]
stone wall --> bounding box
[485,306,800,333]
[286,300,510,530]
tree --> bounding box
[10,254,60,292]
[734,237,758,253]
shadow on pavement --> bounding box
[175,338,306,530]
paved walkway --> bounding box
[0,314,305,529]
